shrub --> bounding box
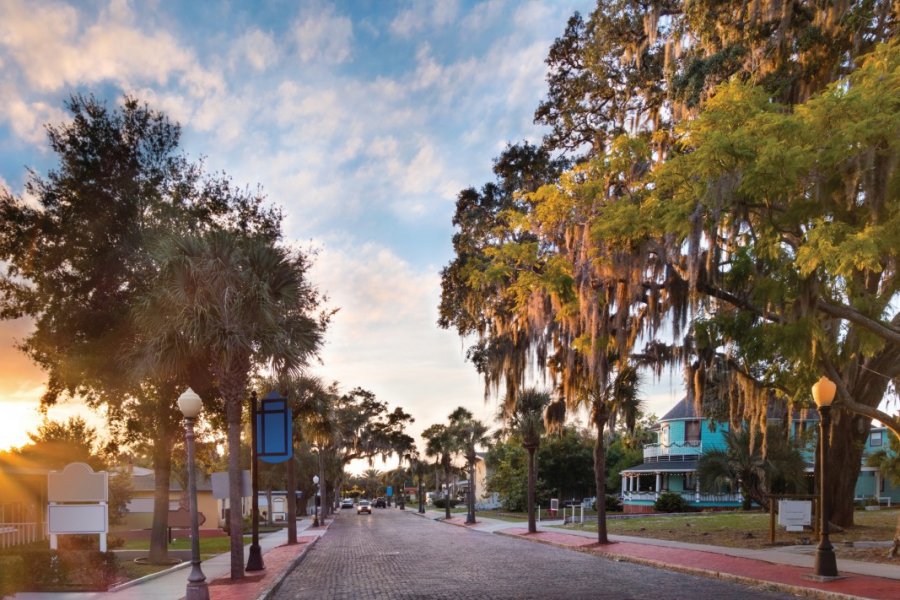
[0,550,118,592]
[604,495,623,512]
[432,497,459,509]
[0,556,24,598]
[653,492,691,513]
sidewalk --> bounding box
[13,516,332,600]
[417,510,900,599]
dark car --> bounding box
[374,497,387,508]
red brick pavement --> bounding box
[207,537,315,600]
[502,528,900,600]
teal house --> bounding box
[620,398,899,513]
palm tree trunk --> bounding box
[467,458,476,524]
[524,443,537,534]
[444,465,451,520]
[148,437,173,563]
[286,457,297,544]
[224,384,246,580]
[594,413,610,544]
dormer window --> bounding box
[870,431,884,447]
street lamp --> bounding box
[246,390,264,572]
[312,475,320,527]
[177,388,210,600]
[812,375,839,579]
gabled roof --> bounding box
[659,398,699,421]
[659,398,819,423]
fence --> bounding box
[0,522,44,549]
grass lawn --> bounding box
[121,535,251,554]
[558,508,900,564]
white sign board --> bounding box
[211,470,251,499]
[49,504,108,534]
[778,500,812,532]
[48,462,108,502]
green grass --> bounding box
[121,535,251,553]
[557,508,900,551]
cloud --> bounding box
[293,4,353,64]
[390,0,460,37]
[231,27,279,72]
[462,0,507,32]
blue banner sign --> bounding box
[257,390,293,464]
[386,486,393,497]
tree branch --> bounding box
[815,298,900,345]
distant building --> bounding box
[620,398,899,513]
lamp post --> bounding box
[246,390,264,572]
[312,475,320,527]
[812,375,839,579]
[177,388,210,600]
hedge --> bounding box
[0,549,118,592]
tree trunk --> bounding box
[593,409,610,544]
[823,411,871,527]
[266,486,274,526]
[148,434,173,563]
[467,457,476,524]
[444,465,451,520]
[224,383,246,580]
[318,451,327,525]
[524,443,537,534]
[286,457,297,544]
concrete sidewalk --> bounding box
[417,509,900,599]
[13,516,332,600]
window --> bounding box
[685,420,701,443]
[661,425,670,446]
[870,431,883,447]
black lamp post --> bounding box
[177,389,210,600]
[812,375,839,579]
[312,475,320,527]
[247,390,264,571]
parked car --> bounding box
[357,500,372,515]
[340,498,354,509]
[374,497,387,508]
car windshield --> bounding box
[359,500,370,505]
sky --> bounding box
[0,0,688,461]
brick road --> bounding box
[273,509,796,599]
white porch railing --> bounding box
[622,491,743,504]
[0,522,44,549]
[643,440,702,460]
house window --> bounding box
[685,420,701,443]
[870,431,883,447]
[661,425,670,446]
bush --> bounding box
[603,495,623,512]
[0,556,24,598]
[0,550,118,592]
[432,497,459,509]
[653,492,691,513]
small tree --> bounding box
[501,388,551,533]
[449,407,490,524]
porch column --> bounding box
[655,472,661,497]
[875,471,882,499]
[621,474,627,497]
[695,475,700,502]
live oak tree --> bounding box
[0,95,280,564]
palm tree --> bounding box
[362,468,383,498]
[405,448,428,513]
[502,388,551,533]
[423,423,457,520]
[135,230,323,579]
[449,408,490,524]
[698,425,808,510]
[546,363,642,544]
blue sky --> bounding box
[0,0,686,456]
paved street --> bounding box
[274,509,796,599]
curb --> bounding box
[494,531,872,600]
[254,521,330,600]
